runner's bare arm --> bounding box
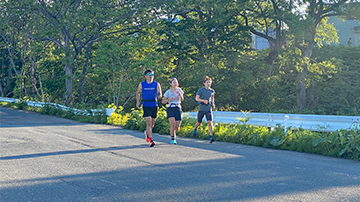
[211,94,215,108]
[157,83,162,99]
[178,89,184,101]
[136,83,142,108]
[162,96,168,104]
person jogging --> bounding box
[162,78,184,145]
[192,76,216,143]
[136,69,162,147]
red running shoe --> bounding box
[149,140,156,147]
[144,130,150,142]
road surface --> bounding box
[1,106,360,202]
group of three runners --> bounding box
[136,69,216,147]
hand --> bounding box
[203,100,208,105]
[136,102,140,108]
[212,103,216,109]
[169,97,175,101]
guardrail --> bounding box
[1,97,359,132]
[0,97,105,116]
[185,111,360,132]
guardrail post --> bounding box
[284,115,289,134]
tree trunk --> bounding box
[78,45,92,103]
[63,30,75,106]
[29,56,41,98]
[64,63,73,106]
[296,68,308,109]
[0,80,4,97]
[296,43,314,109]
[38,73,45,102]
[78,67,86,103]
[307,82,317,108]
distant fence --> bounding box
[1,97,359,132]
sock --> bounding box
[171,136,175,140]
[149,137,153,141]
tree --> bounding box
[157,0,251,110]
[287,0,357,109]
[11,0,165,106]
[240,0,293,75]
[92,34,164,108]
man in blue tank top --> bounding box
[136,69,162,147]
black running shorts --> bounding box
[143,106,158,118]
[197,111,212,123]
[166,107,182,121]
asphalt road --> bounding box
[1,106,360,202]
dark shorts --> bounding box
[197,111,213,123]
[143,106,158,118]
[166,107,182,121]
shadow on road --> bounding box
[2,154,360,202]
[0,106,87,128]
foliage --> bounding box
[92,33,165,110]
[1,0,360,116]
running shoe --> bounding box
[209,136,215,143]
[171,139,177,145]
[144,130,150,142]
[192,129,197,137]
[149,140,156,147]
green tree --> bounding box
[92,33,164,109]
[12,0,166,106]
[0,0,45,100]
[287,0,357,109]
[157,0,251,110]
[311,45,360,115]
[240,0,293,75]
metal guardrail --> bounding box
[0,97,105,116]
[185,111,360,132]
[1,97,359,132]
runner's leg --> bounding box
[175,120,182,134]
[145,117,153,138]
[169,117,176,137]
[207,120,213,136]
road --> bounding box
[1,106,360,202]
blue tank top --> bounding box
[141,81,158,107]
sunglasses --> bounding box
[204,77,211,82]
[147,73,154,76]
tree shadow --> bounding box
[2,156,360,202]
